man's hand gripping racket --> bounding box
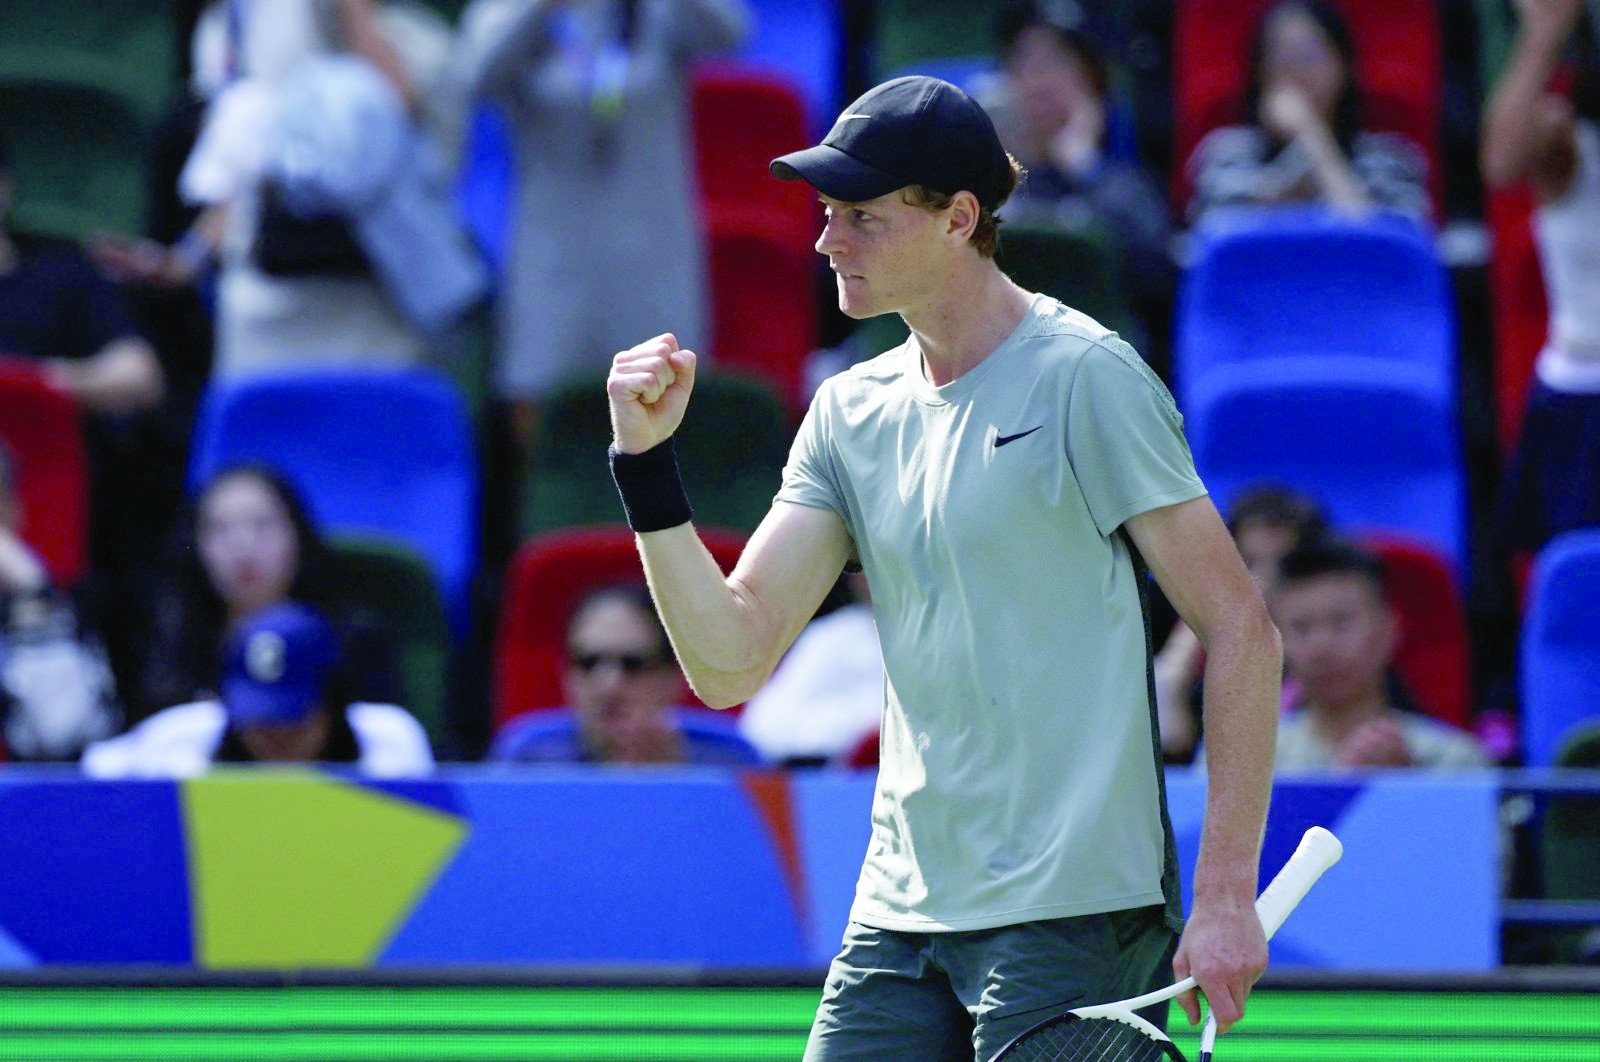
[992,826,1343,1061]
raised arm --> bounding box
[608,334,853,708]
[1481,0,1584,194]
[1124,495,1281,1035]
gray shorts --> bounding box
[804,905,1178,1062]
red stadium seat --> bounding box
[704,232,816,410]
[493,525,748,728]
[1485,186,1548,454]
[1171,0,1443,215]
[1363,533,1472,730]
[692,65,820,410]
[0,361,87,587]
[692,65,816,253]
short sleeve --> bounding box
[1066,341,1207,537]
[774,382,849,524]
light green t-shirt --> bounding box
[777,294,1206,933]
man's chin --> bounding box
[838,300,891,321]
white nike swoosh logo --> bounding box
[838,113,871,121]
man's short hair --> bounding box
[902,153,1026,258]
[566,583,669,660]
[1276,537,1386,598]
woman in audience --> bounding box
[1185,0,1429,223]
[454,0,747,446]
[140,464,393,719]
[1482,0,1600,555]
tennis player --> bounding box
[606,75,1281,1060]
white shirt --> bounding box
[80,700,434,779]
[1535,120,1600,392]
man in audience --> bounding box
[81,602,432,777]
[0,136,164,413]
[1204,537,1485,771]
[491,584,760,766]
[992,0,1173,365]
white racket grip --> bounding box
[1253,827,1343,940]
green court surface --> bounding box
[0,983,1594,1060]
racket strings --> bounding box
[1001,1016,1175,1061]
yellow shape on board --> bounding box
[182,771,467,968]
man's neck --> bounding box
[1304,689,1392,747]
[901,259,1033,387]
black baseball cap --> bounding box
[770,76,1012,209]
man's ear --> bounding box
[945,190,980,244]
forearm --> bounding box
[336,0,417,107]
[1298,125,1370,211]
[1482,24,1566,185]
[50,340,164,412]
[1194,611,1281,905]
[636,524,776,708]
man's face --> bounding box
[1004,27,1097,139]
[815,189,957,319]
[238,710,330,763]
[563,599,683,764]
[1274,573,1396,708]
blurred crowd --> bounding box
[0,0,1596,796]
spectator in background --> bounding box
[0,136,164,413]
[1155,484,1327,761]
[140,464,395,720]
[739,571,883,766]
[992,0,1173,361]
[1184,0,1429,224]
[97,0,464,377]
[1482,0,1600,555]
[84,602,431,777]
[1,133,172,713]
[1201,538,1486,772]
[0,442,121,760]
[491,584,760,766]
[454,0,748,445]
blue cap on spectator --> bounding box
[770,76,1012,209]
[221,603,339,727]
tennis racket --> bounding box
[990,825,1344,1062]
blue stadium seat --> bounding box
[1188,358,1467,575]
[1521,530,1600,768]
[454,102,514,284]
[1175,209,1455,411]
[724,0,842,133]
[189,369,479,634]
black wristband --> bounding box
[609,438,694,533]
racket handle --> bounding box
[1254,826,1343,940]
[1199,1013,1218,1060]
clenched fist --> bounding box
[607,333,699,454]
